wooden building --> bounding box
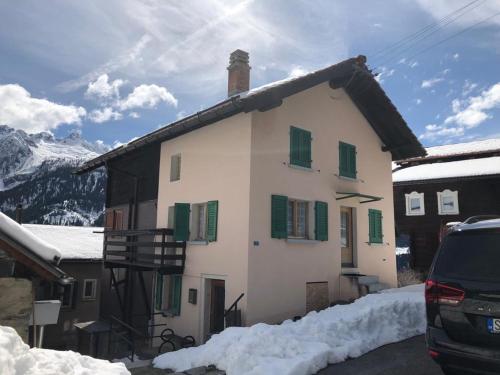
[393,139,500,272]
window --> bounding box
[339,142,357,179]
[155,273,182,316]
[60,282,75,309]
[170,154,181,182]
[368,209,383,244]
[437,190,459,215]
[288,199,309,238]
[405,192,425,216]
[105,209,124,230]
[290,126,312,168]
[271,195,328,241]
[191,203,207,241]
[82,279,97,300]
[340,211,349,247]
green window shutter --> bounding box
[290,127,312,168]
[174,203,190,241]
[207,200,218,242]
[314,201,328,241]
[339,142,356,178]
[369,209,383,244]
[155,272,163,310]
[170,275,182,316]
[271,195,288,239]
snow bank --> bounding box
[0,326,129,375]
[153,285,425,375]
[23,224,103,260]
[0,212,61,263]
[396,246,410,255]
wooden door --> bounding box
[340,207,354,267]
[209,280,225,334]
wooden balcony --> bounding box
[103,228,186,274]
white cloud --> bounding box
[453,53,460,60]
[0,84,86,133]
[118,84,177,110]
[287,66,308,79]
[462,80,478,96]
[373,23,382,28]
[409,61,419,68]
[129,112,140,118]
[88,107,123,123]
[416,98,422,105]
[375,66,395,83]
[442,68,451,75]
[421,77,444,89]
[85,74,125,100]
[445,83,500,128]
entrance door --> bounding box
[340,207,354,267]
[209,279,225,334]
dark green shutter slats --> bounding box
[369,209,383,244]
[155,272,163,310]
[339,142,356,178]
[170,275,182,316]
[290,126,312,168]
[174,203,190,241]
[271,195,288,239]
[315,201,328,241]
[207,201,218,242]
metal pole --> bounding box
[38,325,45,348]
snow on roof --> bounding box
[0,325,129,375]
[23,224,103,260]
[425,138,500,158]
[0,212,61,263]
[393,156,500,182]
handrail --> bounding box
[103,228,174,236]
[224,293,245,317]
[109,315,146,338]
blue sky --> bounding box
[0,0,499,149]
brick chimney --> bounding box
[227,49,250,97]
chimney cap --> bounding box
[229,49,249,66]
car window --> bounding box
[434,229,500,282]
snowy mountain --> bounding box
[0,125,109,226]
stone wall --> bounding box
[0,277,33,343]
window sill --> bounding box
[438,212,459,216]
[288,163,314,172]
[188,240,209,245]
[336,174,359,182]
[405,212,425,216]
[367,242,385,246]
[286,238,320,244]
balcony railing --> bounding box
[103,228,186,273]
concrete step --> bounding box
[357,275,379,285]
[367,282,390,293]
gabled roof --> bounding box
[76,55,425,174]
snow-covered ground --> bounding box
[153,284,425,375]
[0,326,129,375]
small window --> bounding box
[437,190,459,215]
[339,142,357,179]
[287,199,309,239]
[290,126,312,168]
[405,192,425,216]
[191,203,207,241]
[155,273,182,316]
[170,154,181,182]
[61,283,75,309]
[82,279,97,300]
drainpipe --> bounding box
[15,204,23,224]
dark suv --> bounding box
[426,219,500,374]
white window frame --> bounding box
[405,191,425,216]
[170,154,181,182]
[287,199,314,239]
[82,279,97,300]
[437,189,459,215]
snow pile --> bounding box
[0,326,129,375]
[24,224,103,260]
[0,212,61,262]
[154,285,425,375]
[392,156,500,182]
[396,246,410,255]
[426,138,500,158]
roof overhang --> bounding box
[0,231,72,284]
[76,55,425,174]
[336,192,383,204]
